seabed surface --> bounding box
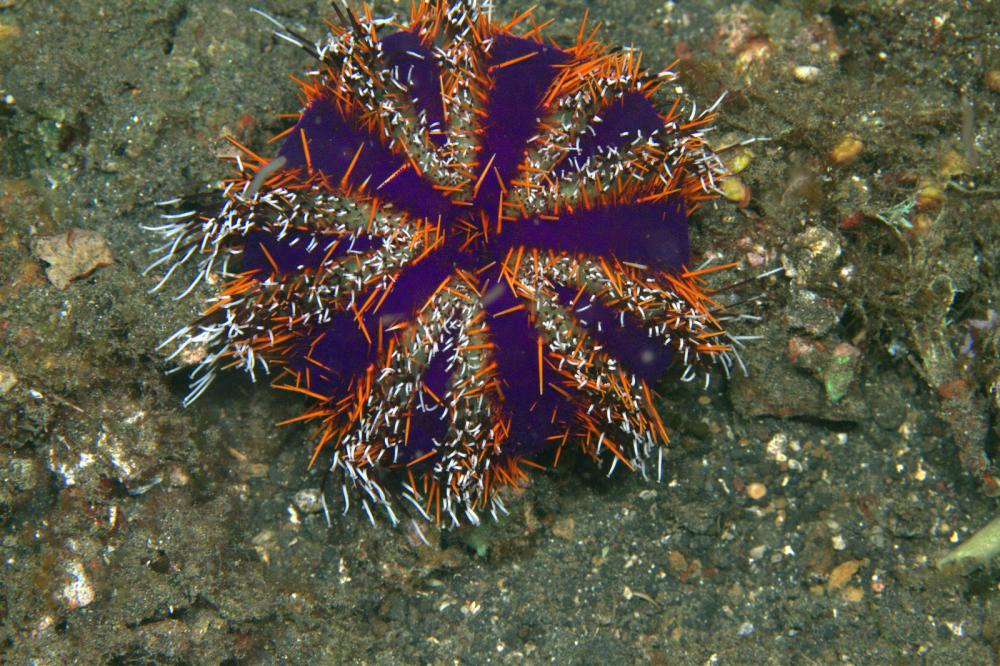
[1,0,998,663]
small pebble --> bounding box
[746,482,767,500]
[722,146,753,174]
[59,561,95,609]
[293,488,325,513]
[827,559,861,590]
[551,516,576,540]
[915,182,944,211]
[986,69,1000,93]
[908,212,934,238]
[167,466,191,487]
[718,176,750,207]
[0,365,17,395]
[830,134,863,166]
[792,65,820,83]
[938,148,968,178]
[668,550,688,573]
[0,20,20,42]
[252,530,278,564]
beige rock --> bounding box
[827,559,861,590]
[746,482,767,500]
[33,229,113,289]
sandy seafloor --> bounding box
[1,0,999,663]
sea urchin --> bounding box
[148,0,737,527]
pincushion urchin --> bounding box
[148,0,741,527]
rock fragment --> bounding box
[32,229,113,289]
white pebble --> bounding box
[793,65,820,83]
